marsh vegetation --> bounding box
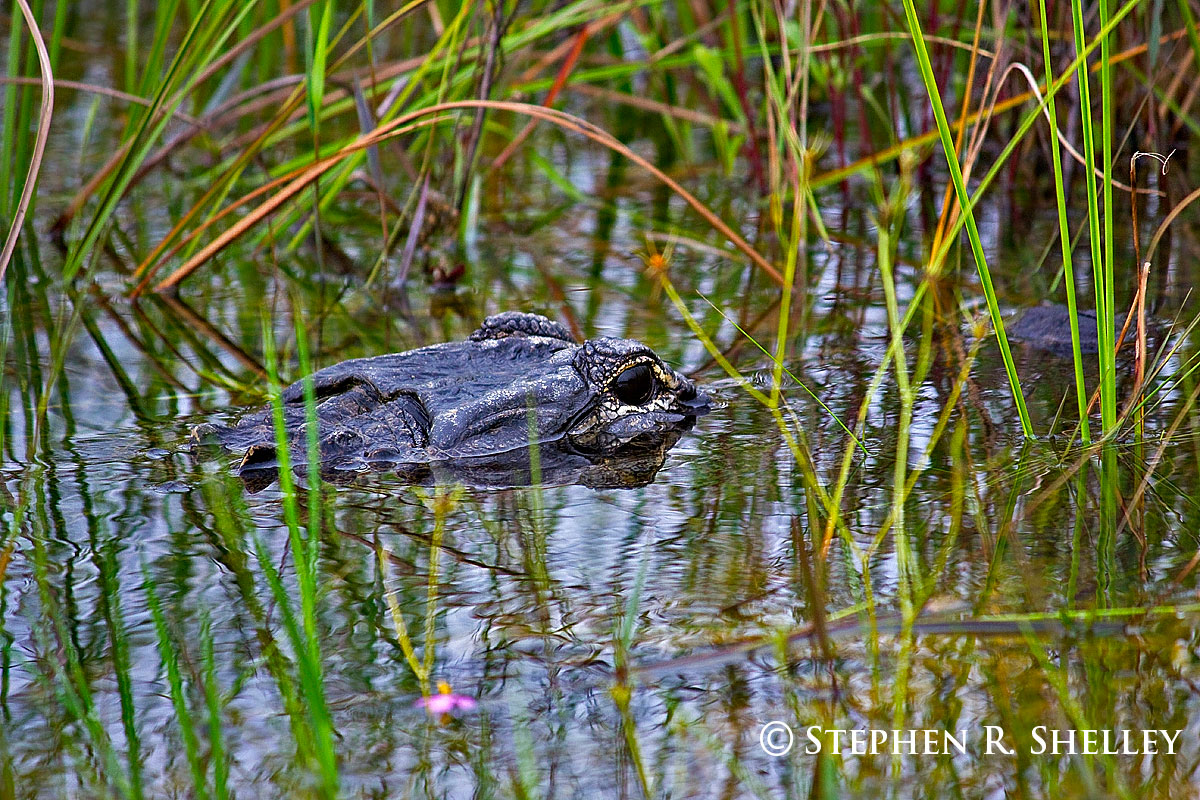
[3,0,1200,797]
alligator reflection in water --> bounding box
[233,426,693,491]
[191,312,709,491]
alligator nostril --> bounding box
[679,382,696,402]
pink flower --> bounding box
[415,681,477,716]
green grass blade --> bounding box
[199,611,230,800]
[1037,0,1091,440]
[899,0,1031,435]
[144,571,210,800]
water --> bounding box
[5,64,1200,800]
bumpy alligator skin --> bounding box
[1006,305,1103,358]
[192,312,709,490]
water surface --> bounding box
[4,52,1200,800]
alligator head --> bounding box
[192,311,709,489]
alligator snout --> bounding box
[677,380,711,413]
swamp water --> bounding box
[4,43,1200,800]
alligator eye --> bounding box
[614,363,656,405]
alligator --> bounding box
[1005,304,1104,358]
[192,311,710,490]
[1005,303,1160,359]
